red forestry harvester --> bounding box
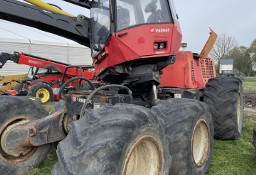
[0,52,95,103]
[0,0,243,175]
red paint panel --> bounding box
[94,35,139,75]
[170,22,182,54]
[160,52,189,88]
[94,23,182,76]
[160,51,216,89]
[116,24,174,56]
[18,54,67,73]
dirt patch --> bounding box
[244,107,256,113]
[244,92,256,113]
[244,92,256,109]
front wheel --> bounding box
[152,99,214,175]
[52,104,171,175]
[28,83,54,103]
[0,96,51,175]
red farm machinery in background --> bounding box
[0,52,95,102]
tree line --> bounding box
[210,34,256,76]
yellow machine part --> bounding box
[199,28,218,58]
[24,0,74,17]
[0,74,27,93]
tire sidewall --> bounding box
[117,126,171,175]
[188,112,214,174]
[0,96,50,175]
[152,99,214,175]
[237,84,244,134]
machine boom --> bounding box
[0,0,90,47]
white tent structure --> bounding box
[0,37,92,75]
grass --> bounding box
[27,149,57,175]
[27,79,256,174]
[243,78,256,92]
[207,112,256,175]
[41,102,56,113]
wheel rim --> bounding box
[192,119,210,166]
[36,88,50,103]
[122,135,162,175]
[0,116,37,163]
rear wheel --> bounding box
[28,83,54,103]
[152,99,214,175]
[0,96,50,175]
[203,77,244,140]
[52,104,171,175]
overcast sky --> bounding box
[174,0,256,52]
[0,0,256,52]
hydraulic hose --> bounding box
[58,76,96,98]
[80,85,132,117]
[24,0,74,17]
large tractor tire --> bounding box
[52,104,171,175]
[13,78,31,91]
[152,99,214,175]
[28,83,54,103]
[0,96,51,175]
[203,77,243,140]
[13,82,26,91]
